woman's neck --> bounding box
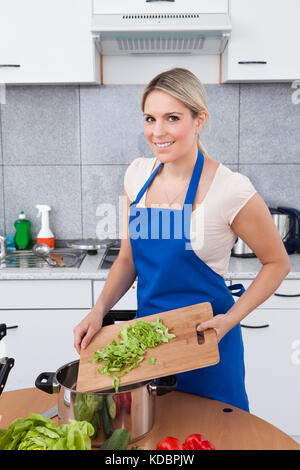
[161,145,200,182]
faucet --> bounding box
[0,236,7,260]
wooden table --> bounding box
[0,388,299,450]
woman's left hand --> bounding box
[197,314,235,343]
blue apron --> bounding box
[129,150,249,412]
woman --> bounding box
[74,68,290,411]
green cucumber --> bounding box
[102,399,114,438]
[105,394,116,419]
[99,428,130,450]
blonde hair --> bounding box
[141,68,210,157]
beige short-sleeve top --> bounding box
[124,157,257,278]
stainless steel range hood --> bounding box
[91,0,232,56]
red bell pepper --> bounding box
[183,434,215,450]
[121,391,132,413]
[113,394,122,417]
[156,437,184,450]
[157,433,215,451]
[198,440,215,450]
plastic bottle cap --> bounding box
[19,211,26,219]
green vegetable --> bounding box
[0,413,95,450]
[148,357,156,365]
[102,399,114,438]
[105,394,116,420]
[73,392,103,437]
[99,428,130,450]
[90,318,175,392]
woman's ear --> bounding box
[196,110,208,133]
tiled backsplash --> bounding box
[0,82,299,240]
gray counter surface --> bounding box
[0,249,299,281]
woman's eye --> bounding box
[145,116,154,122]
[168,115,179,122]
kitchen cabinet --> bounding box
[234,279,300,437]
[1,309,90,391]
[0,0,100,84]
[93,280,137,311]
[0,279,92,309]
[222,0,300,82]
[0,279,93,390]
[93,0,229,14]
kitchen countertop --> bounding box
[1,387,299,450]
[0,243,300,281]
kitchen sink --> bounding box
[0,248,86,269]
[99,246,120,269]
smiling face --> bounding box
[143,89,203,164]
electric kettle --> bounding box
[231,206,300,257]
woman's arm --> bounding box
[198,193,291,342]
[73,191,136,353]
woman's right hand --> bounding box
[73,310,103,355]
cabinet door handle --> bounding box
[238,61,267,64]
[241,324,269,329]
[0,64,21,68]
[274,293,300,297]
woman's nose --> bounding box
[152,119,167,137]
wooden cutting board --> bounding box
[77,302,219,393]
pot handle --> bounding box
[35,372,60,395]
[148,375,177,396]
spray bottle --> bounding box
[36,205,55,248]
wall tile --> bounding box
[202,84,239,165]
[81,165,127,238]
[239,164,300,210]
[80,83,240,166]
[1,86,80,165]
[239,84,300,164]
[0,106,3,165]
[4,166,82,239]
[0,166,4,235]
[80,85,150,165]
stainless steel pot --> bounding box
[35,360,177,447]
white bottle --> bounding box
[36,205,55,249]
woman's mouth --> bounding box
[154,141,175,149]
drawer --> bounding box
[0,280,92,309]
[93,280,137,310]
[233,279,300,309]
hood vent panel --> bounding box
[116,35,205,53]
[92,2,232,56]
[95,32,228,55]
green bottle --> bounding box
[14,210,33,250]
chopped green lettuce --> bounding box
[90,318,175,392]
[0,413,95,450]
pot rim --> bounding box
[55,359,154,394]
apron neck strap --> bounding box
[131,162,163,206]
[130,150,204,208]
[183,150,205,206]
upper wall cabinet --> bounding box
[93,0,229,15]
[222,0,300,82]
[0,0,100,84]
